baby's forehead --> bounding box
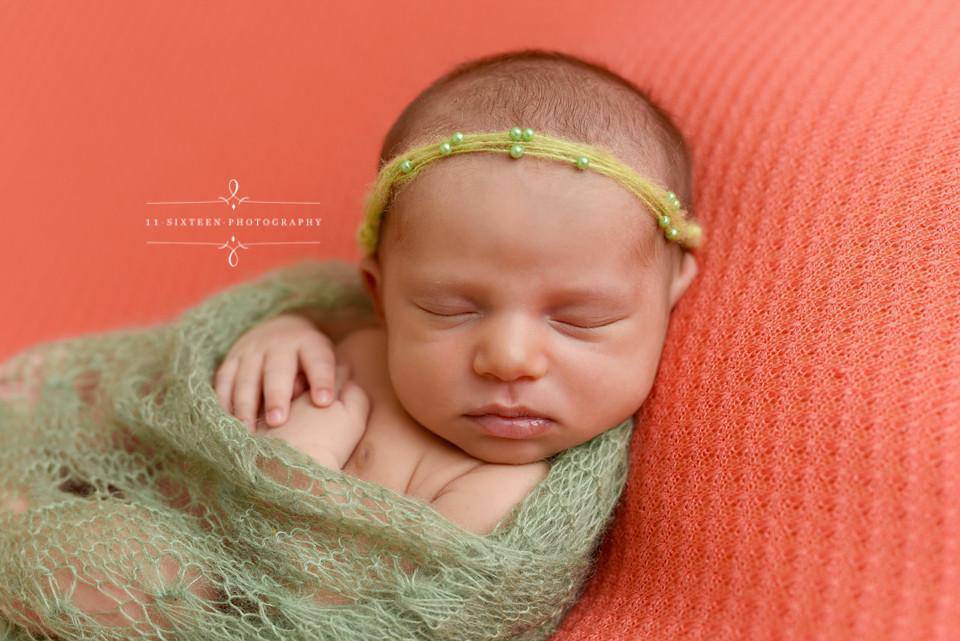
[387,156,664,269]
[385,213,663,283]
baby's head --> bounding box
[356,49,701,465]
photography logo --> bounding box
[146,178,325,267]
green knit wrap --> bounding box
[0,259,634,641]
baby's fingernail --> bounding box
[315,389,332,405]
[267,408,283,424]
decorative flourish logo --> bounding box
[218,179,249,210]
[218,235,248,267]
[145,178,326,267]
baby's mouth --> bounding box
[465,414,554,439]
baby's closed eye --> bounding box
[550,315,625,329]
[415,303,625,330]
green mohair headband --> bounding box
[356,127,704,256]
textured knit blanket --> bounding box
[0,259,634,641]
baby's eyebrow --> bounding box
[550,287,633,306]
[411,274,634,305]
[412,277,632,306]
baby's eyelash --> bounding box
[416,305,473,319]
[551,315,630,332]
[417,305,617,330]
[553,319,611,330]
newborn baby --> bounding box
[216,50,701,536]
[4,50,705,639]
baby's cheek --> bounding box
[602,349,660,419]
[388,342,456,416]
[558,344,654,418]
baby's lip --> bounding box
[465,403,553,420]
[468,414,554,440]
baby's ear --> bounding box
[358,256,386,322]
[668,250,699,309]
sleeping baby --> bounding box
[1,48,705,639]
[214,48,702,536]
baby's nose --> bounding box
[472,315,548,382]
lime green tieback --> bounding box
[357,127,704,256]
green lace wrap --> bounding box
[0,259,634,641]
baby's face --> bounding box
[360,154,697,465]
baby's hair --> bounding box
[374,48,694,271]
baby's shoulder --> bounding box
[431,460,551,535]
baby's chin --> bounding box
[472,441,551,465]
[465,442,551,466]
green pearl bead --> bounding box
[575,156,590,170]
[509,143,524,159]
[451,131,464,144]
[400,159,413,173]
[439,142,452,155]
[509,127,523,141]
[667,191,681,208]
[521,127,534,141]
[657,214,671,229]
[665,227,679,241]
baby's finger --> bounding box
[262,351,298,427]
[214,357,239,413]
[232,353,264,432]
[300,340,337,407]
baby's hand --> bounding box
[214,312,337,432]
[255,362,370,470]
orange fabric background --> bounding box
[2,1,958,639]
